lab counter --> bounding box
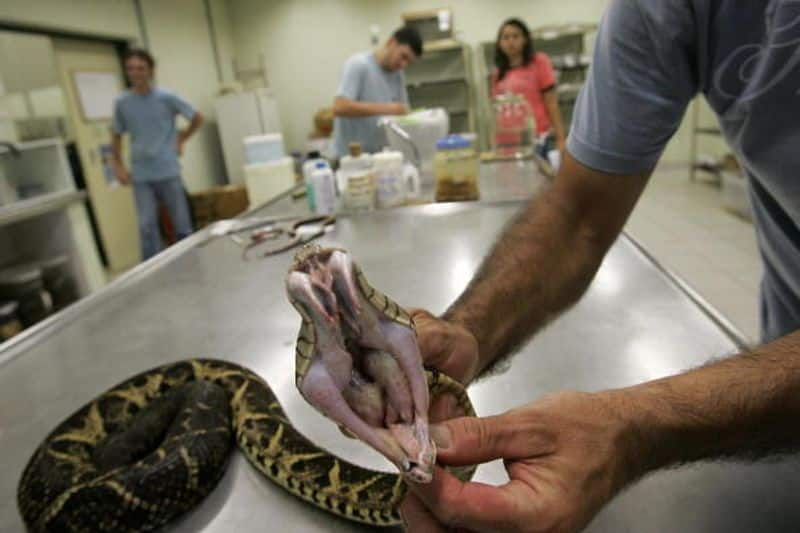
[3,163,798,532]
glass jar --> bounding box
[434,135,479,202]
[39,255,79,311]
[0,301,23,342]
[0,265,52,327]
[491,92,536,159]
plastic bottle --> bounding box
[338,142,373,189]
[302,150,329,212]
[372,149,406,208]
[310,162,336,215]
[338,142,376,211]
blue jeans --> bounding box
[133,177,193,260]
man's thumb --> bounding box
[432,413,529,466]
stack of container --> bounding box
[242,133,295,206]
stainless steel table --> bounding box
[3,165,798,532]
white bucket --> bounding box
[244,157,294,207]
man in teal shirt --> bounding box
[111,48,204,260]
[332,26,422,157]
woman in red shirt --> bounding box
[492,18,566,157]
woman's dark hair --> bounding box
[495,18,535,81]
[123,48,156,69]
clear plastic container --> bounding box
[434,135,479,202]
[373,150,406,208]
[384,108,449,186]
[491,93,535,159]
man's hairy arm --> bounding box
[620,330,800,476]
[332,96,406,117]
[110,132,130,185]
[444,152,649,375]
[404,331,800,532]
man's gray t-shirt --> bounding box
[332,52,408,157]
[112,88,195,182]
[568,0,800,343]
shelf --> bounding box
[532,23,597,40]
[0,137,63,156]
[406,77,467,88]
[550,55,591,70]
[421,39,462,53]
[696,127,722,136]
[0,190,87,227]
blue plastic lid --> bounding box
[436,134,470,150]
[315,161,327,169]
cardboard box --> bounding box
[190,185,249,229]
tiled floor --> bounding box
[624,165,762,343]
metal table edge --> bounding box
[622,230,750,350]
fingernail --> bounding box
[430,423,451,450]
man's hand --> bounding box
[115,164,131,186]
[410,309,482,422]
[411,310,480,386]
[401,391,634,533]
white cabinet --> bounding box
[215,89,283,185]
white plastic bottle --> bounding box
[339,143,373,176]
[302,151,329,211]
[310,162,336,215]
[338,142,376,211]
[372,149,406,208]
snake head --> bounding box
[286,247,436,482]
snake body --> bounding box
[18,251,475,531]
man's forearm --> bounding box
[442,154,647,376]
[443,186,604,374]
[543,89,566,144]
[614,331,800,483]
[180,112,203,141]
[333,98,393,117]
[111,134,124,166]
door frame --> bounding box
[0,21,131,54]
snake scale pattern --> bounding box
[17,250,475,531]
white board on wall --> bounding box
[72,71,118,121]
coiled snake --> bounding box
[17,247,475,531]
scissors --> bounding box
[241,215,336,259]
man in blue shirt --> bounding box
[111,48,204,260]
[402,2,800,531]
[332,26,422,157]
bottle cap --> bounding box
[436,134,470,150]
[348,142,362,157]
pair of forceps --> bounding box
[241,215,336,258]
